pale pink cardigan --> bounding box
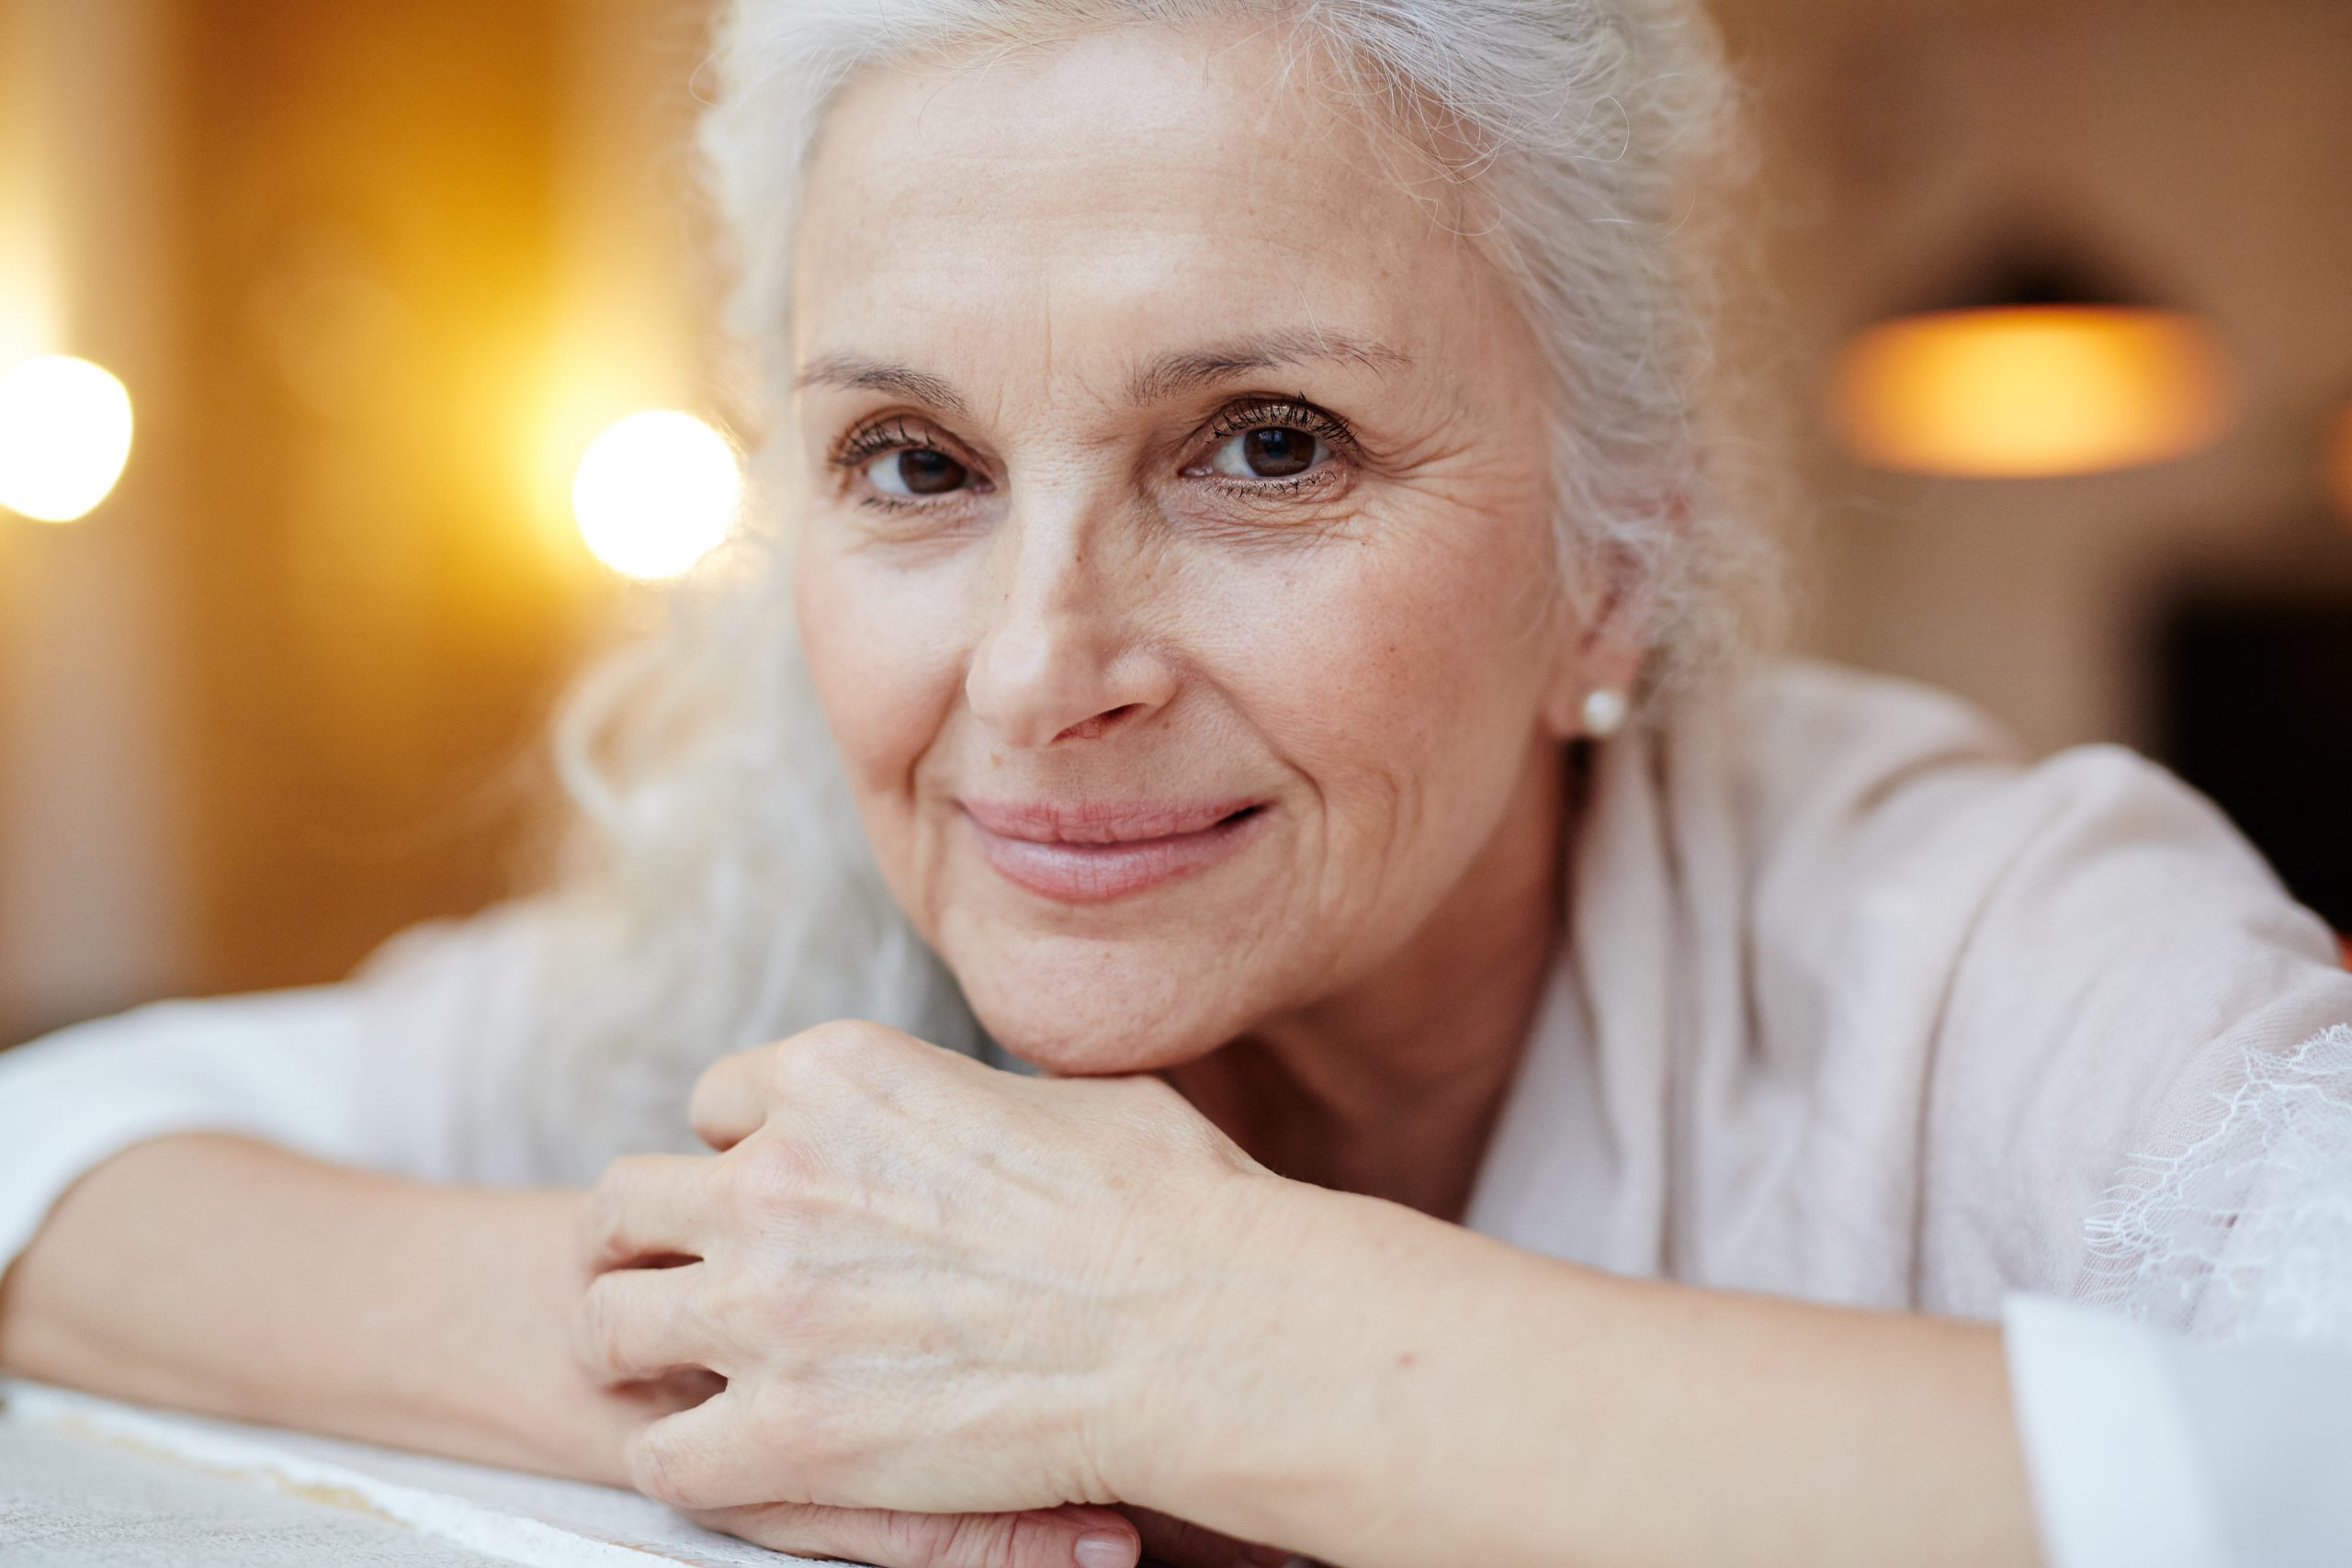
[1465,661,2352,1338]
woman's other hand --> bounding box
[701,1502,1288,1568]
[574,1021,1290,1567]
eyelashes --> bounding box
[831,416,939,468]
[823,394,1360,513]
[1199,397,1356,455]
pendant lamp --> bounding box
[1830,248,2234,479]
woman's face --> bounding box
[791,22,1600,1073]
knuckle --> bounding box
[989,1512,1065,1568]
[748,1037,797,1092]
[725,1134,808,1214]
[629,1429,698,1510]
[793,1020,869,1074]
[882,1509,967,1566]
[949,1510,1049,1568]
[581,1157,645,1262]
[797,1018,909,1078]
[699,1258,761,1324]
[704,1259,799,1347]
[572,1279,620,1371]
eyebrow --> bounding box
[795,353,971,417]
[1125,331,1410,405]
[794,331,1409,418]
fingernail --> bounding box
[1243,1549,1294,1568]
[1072,1531,1137,1568]
[1070,1531,1136,1568]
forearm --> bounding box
[0,1134,628,1483]
[1139,1181,2041,1568]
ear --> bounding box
[1539,577,1648,743]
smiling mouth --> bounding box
[959,800,1268,903]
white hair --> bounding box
[500,0,1777,1171]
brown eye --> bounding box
[1208,425,1326,479]
[866,447,969,497]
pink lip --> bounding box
[959,797,1268,903]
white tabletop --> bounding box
[0,1381,814,1567]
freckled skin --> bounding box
[791,21,1630,1076]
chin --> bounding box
[944,931,1252,1077]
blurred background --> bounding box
[1,0,2347,1045]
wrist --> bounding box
[1111,1178,1567,1561]
[1097,1168,1360,1515]
[422,1185,626,1483]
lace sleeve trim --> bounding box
[2081,1024,2352,1347]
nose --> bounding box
[964,501,1176,750]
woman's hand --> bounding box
[574,1021,1293,1568]
[696,1503,1291,1568]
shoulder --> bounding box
[1718,657,2018,782]
[1670,662,2350,1305]
[1690,659,2300,931]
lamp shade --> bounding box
[1830,253,2233,479]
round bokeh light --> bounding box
[0,355,136,523]
[571,410,742,580]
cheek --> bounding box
[1204,526,1553,815]
[795,547,967,805]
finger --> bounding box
[699,1502,1143,1568]
[1125,1506,1294,1568]
[692,1021,929,1152]
[628,1386,788,1512]
[581,1153,716,1272]
[689,1043,777,1153]
[573,1263,718,1386]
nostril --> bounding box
[1053,704,1141,744]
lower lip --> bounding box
[964,807,1266,903]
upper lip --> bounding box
[959,797,1262,844]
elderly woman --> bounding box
[3,2,2349,1566]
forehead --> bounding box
[792,21,1513,386]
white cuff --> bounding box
[2002,1294,2230,1568]
[2005,1294,2352,1568]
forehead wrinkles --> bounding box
[788,22,1534,451]
[794,17,1496,299]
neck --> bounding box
[1164,739,1572,1223]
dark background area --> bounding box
[2162,600,2352,931]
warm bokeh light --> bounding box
[1831,306,2233,479]
[570,410,741,580]
[2328,405,2352,529]
[0,355,135,522]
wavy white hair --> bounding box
[494,0,1776,1172]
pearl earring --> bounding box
[1581,688,1629,739]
